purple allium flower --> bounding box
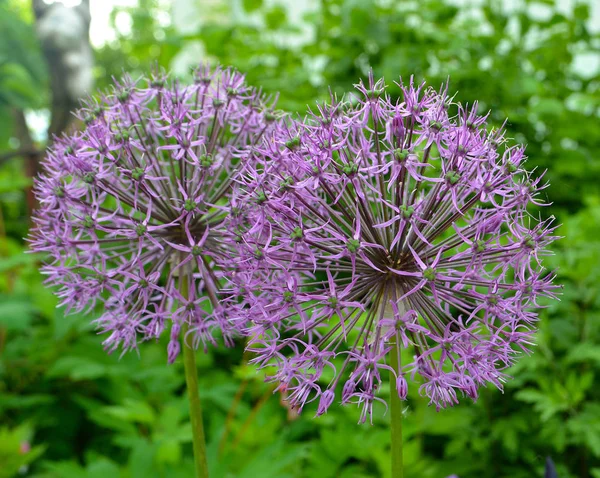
[233,74,559,420]
[29,64,277,362]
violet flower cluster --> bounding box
[233,74,559,420]
[29,65,276,362]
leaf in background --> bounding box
[127,439,157,478]
[236,438,308,478]
[0,423,46,478]
[0,62,41,109]
[0,253,37,275]
[0,296,36,331]
[243,0,263,13]
[154,438,181,465]
[0,394,54,414]
[35,461,87,478]
[566,343,600,366]
[0,1,47,110]
[566,403,600,457]
[103,399,157,425]
[84,458,122,478]
[265,6,287,30]
[515,388,569,422]
[71,395,138,435]
[46,356,108,381]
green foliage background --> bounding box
[1,0,599,476]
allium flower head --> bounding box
[234,73,559,420]
[29,64,277,362]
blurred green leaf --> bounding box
[47,357,108,381]
[0,423,46,478]
[243,0,263,13]
[104,399,157,425]
[0,297,36,331]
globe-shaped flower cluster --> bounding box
[30,65,276,362]
[29,65,558,421]
[233,74,559,419]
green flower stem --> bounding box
[389,335,404,478]
[386,296,405,478]
[181,276,209,478]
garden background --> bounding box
[0,0,599,476]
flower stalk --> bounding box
[389,335,403,478]
[182,322,210,478]
[181,273,209,478]
[388,297,405,478]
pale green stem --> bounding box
[386,298,405,478]
[180,276,209,478]
[389,335,404,478]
